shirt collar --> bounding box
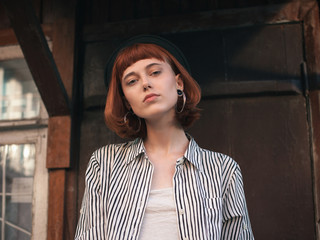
[183,136,203,172]
[125,135,203,172]
[125,138,146,165]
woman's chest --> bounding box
[101,159,224,240]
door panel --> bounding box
[164,23,315,239]
[189,95,314,239]
[164,23,303,96]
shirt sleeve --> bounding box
[74,152,103,240]
[221,164,254,239]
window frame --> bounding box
[0,44,49,240]
[0,128,48,240]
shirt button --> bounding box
[243,223,248,230]
[176,157,184,165]
[179,208,185,215]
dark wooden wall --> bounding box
[78,1,320,240]
[1,0,320,239]
[82,0,288,23]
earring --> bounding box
[176,89,186,113]
[124,110,141,133]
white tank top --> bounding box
[138,187,179,239]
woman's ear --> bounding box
[175,74,184,90]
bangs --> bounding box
[113,43,169,82]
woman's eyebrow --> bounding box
[123,72,137,82]
[123,63,162,81]
[145,62,161,70]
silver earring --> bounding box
[124,110,141,133]
[176,89,186,113]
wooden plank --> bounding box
[309,90,320,239]
[303,5,320,236]
[47,169,66,240]
[86,0,111,24]
[50,1,78,238]
[190,95,315,239]
[0,24,52,46]
[42,0,55,24]
[64,168,79,240]
[302,2,320,90]
[52,18,75,100]
[32,0,42,20]
[2,0,70,116]
[46,116,71,168]
[48,0,77,238]
[0,4,11,29]
[83,1,316,42]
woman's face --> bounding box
[121,58,183,122]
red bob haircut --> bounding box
[104,43,201,139]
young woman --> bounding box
[75,35,254,240]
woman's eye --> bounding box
[127,79,137,85]
[151,70,161,76]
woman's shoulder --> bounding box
[93,140,132,152]
[202,147,236,164]
[195,145,241,184]
[191,139,239,173]
[90,138,142,162]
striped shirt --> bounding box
[75,137,254,240]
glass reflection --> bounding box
[5,223,30,240]
[6,196,32,232]
[5,145,35,193]
[0,59,41,120]
[0,144,34,239]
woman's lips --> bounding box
[143,93,159,102]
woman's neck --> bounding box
[143,116,189,190]
[143,120,189,158]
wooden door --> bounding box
[163,24,315,239]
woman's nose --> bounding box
[142,76,152,90]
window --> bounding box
[0,143,35,238]
[0,59,41,121]
[0,45,48,240]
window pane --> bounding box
[0,59,41,120]
[0,143,35,239]
[6,196,32,233]
[5,144,35,193]
[5,223,30,240]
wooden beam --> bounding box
[0,24,52,46]
[83,1,317,42]
[309,91,320,239]
[2,0,70,116]
[303,4,320,238]
[52,18,75,100]
[48,0,78,238]
[47,169,66,240]
[303,2,320,90]
[46,116,71,168]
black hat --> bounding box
[104,34,191,89]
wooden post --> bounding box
[2,0,70,117]
[2,0,76,239]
